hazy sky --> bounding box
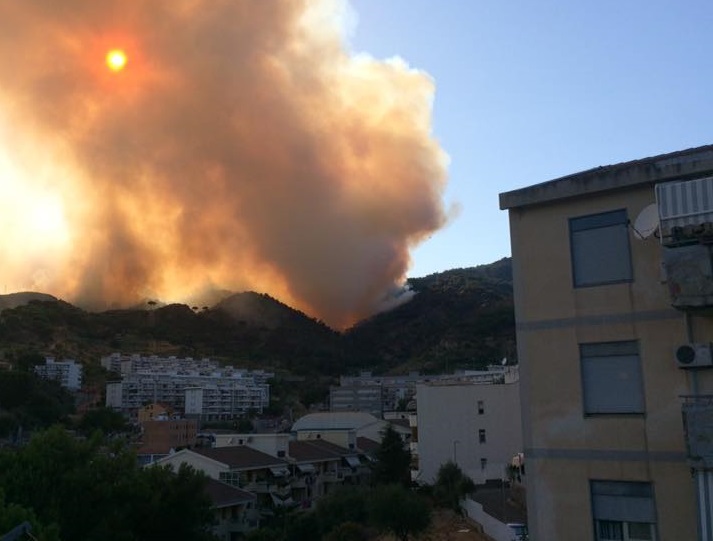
[350,0,713,277]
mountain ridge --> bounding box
[0,258,514,376]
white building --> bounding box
[413,366,521,485]
[34,357,83,391]
[105,354,271,419]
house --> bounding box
[291,411,409,448]
[287,439,364,507]
[204,478,258,540]
[137,417,198,465]
[499,145,713,540]
[155,446,292,512]
[414,367,522,485]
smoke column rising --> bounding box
[0,0,448,329]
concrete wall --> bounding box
[415,380,522,485]
[507,179,709,539]
[463,498,520,541]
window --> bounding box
[218,471,241,487]
[479,429,486,444]
[570,209,632,287]
[580,341,644,414]
[591,481,656,541]
[480,458,487,470]
[477,400,484,415]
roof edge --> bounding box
[499,144,713,210]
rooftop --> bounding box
[205,478,255,508]
[288,440,347,462]
[291,411,383,432]
[194,446,287,470]
[500,144,713,210]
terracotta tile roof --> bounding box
[288,440,344,462]
[194,446,287,470]
[299,438,359,457]
[205,478,255,508]
[356,436,380,453]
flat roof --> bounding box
[499,144,713,210]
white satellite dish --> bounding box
[632,203,660,240]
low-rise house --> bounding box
[291,411,409,448]
[287,439,367,505]
[155,446,293,513]
[205,478,259,540]
[137,417,198,465]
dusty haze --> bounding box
[0,0,448,329]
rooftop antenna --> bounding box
[632,203,660,240]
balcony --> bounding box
[656,176,713,311]
[681,395,713,469]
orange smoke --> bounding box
[0,0,448,329]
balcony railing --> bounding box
[682,395,713,469]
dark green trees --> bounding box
[433,460,476,513]
[367,484,431,541]
[372,424,411,486]
[0,427,216,541]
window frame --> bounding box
[590,480,657,541]
[569,208,633,288]
[580,340,645,416]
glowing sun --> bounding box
[106,49,127,72]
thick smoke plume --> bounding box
[0,0,447,329]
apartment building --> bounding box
[500,145,713,540]
[414,366,521,485]
[105,355,271,419]
[34,357,82,391]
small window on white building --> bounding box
[477,400,484,415]
[478,429,486,444]
[570,209,632,287]
[591,481,656,541]
[480,458,487,470]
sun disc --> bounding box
[106,49,127,72]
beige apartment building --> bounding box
[500,144,713,540]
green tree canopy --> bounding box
[367,484,431,541]
[77,407,129,435]
[433,461,476,513]
[0,427,216,541]
[372,424,411,486]
[315,486,368,536]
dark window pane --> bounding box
[570,210,632,286]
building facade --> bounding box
[413,367,521,485]
[34,357,83,391]
[104,354,271,419]
[330,367,511,416]
[500,145,713,540]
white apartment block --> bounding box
[413,366,521,486]
[104,354,271,419]
[34,357,83,391]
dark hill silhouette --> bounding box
[0,258,514,376]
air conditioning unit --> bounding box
[675,343,713,368]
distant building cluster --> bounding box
[329,365,514,416]
[103,353,272,420]
[34,357,83,391]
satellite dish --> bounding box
[633,203,659,240]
